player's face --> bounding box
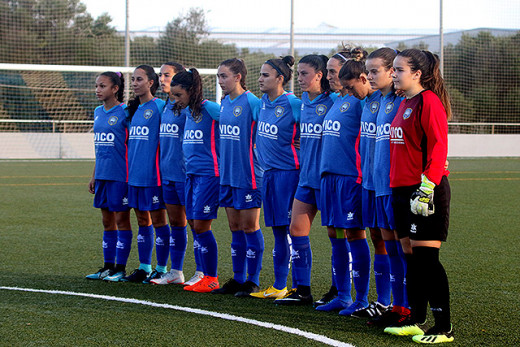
[159,65,175,94]
[366,58,393,91]
[131,68,153,98]
[170,85,190,109]
[95,75,117,102]
[297,63,321,93]
[341,76,369,100]
[326,57,343,92]
[258,64,282,94]
[392,56,419,92]
[217,65,239,95]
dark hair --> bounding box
[398,49,452,120]
[331,50,351,67]
[171,68,204,120]
[127,65,159,119]
[265,55,295,87]
[99,71,125,102]
[163,61,184,74]
[219,58,247,90]
[367,47,399,71]
[338,47,368,81]
[299,54,330,93]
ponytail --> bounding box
[220,58,248,90]
[127,65,159,120]
[299,54,330,94]
[171,68,204,120]
[99,71,125,103]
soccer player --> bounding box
[121,65,169,284]
[383,49,454,344]
[253,56,302,301]
[86,71,132,281]
[211,58,265,297]
[274,54,335,305]
[170,68,222,293]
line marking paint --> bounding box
[0,286,354,347]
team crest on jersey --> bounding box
[275,106,284,117]
[340,102,350,112]
[233,106,242,117]
[403,108,413,120]
[385,102,394,114]
[143,109,153,119]
[108,116,118,125]
[370,101,379,113]
[316,104,327,116]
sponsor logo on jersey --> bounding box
[403,107,413,120]
[300,122,323,136]
[340,102,351,112]
[160,123,179,135]
[275,106,284,117]
[152,195,160,204]
[376,123,391,138]
[385,102,394,114]
[322,119,341,137]
[370,101,379,113]
[203,205,211,213]
[361,121,377,136]
[156,237,165,246]
[108,116,118,125]
[129,126,149,137]
[233,106,242,117]
[390,126,404,144]
[347,211,354,220]
[94,132,115,143]
[258,121,279,140]
[220,124,240,138]
[316,104,327,116]
[245,194,252,203]
[143,109,153,119]
[410,223,417,233]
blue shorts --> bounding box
[163,180,186,206]
[185,175,219,220]
[128,185,165,211]
[294,185,321,210]
[320,174,362,229]
[262,169,299,227]
[220,185,262,210]
[93,180,130,212]
[376,195,395,230]
[362,188,378,229]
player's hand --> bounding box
[88,178,95,194]
[410,174,435,217]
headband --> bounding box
[265,61,286,82]
[335,53,349,62]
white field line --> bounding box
[1,286,354,347]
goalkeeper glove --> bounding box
[410,174,435,217]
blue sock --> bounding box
[245,229,264,286]
[397,241,409,308]
[102,230,117,265]
[348,238,371,306]
[170,226,187,271]
[155,225,170,268]
[197,230,218,277]
[330,254,336,288]
[115,229,132,266]
[374,253,391,306]
[385,240,406,308]
[137,225,154,268]
[288,231,297,289]
[192,230,204,272]
[231,230,247,283]
[291,235,312,286]
[272,226,290,289]
[331,237,352,302]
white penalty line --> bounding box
[1,286,354,347]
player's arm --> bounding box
[89,165,96,194]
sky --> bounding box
[81,0,520,33]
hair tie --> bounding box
[265,61,286,82]
[116,72,122,77]
[187,69,193,74]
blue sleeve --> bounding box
[204,100,221,121]
[287,94,302,123]
[246,92,261,122]
[329,93,338,102]
[153,98,166,113]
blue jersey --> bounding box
[298,91,336,189]
[183,100,221,177]
[256,92,301,171]
[359,90,382,190]
[320,94,363,181]
[219,91,263,189]
[160,98,188,183]
[127,98,165,187]
[374,92,403,196]
[93,103,128,182]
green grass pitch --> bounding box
[0,158,519,346]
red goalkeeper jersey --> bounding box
[389,90,449,187]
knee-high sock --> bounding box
[349,238,371,306]
[155,225,170,271]
[115,229,132,266]
[197,230,218,277]
[102,230,117,265]
[397,242,409,308]
[231,230,247,283]
[272,226,290,289]
[192,230,204,272]
[245,229,264,286]
[385,240,406,308]
[330,237,352,302]
[406,252,427,324]
[374,253,391,306]
[291,235,312,287]
[137,225,153,272]
[170,226,187,271]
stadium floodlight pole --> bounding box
[439,0,444,76]
[124,0,130,103]
[289,0,295,92]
